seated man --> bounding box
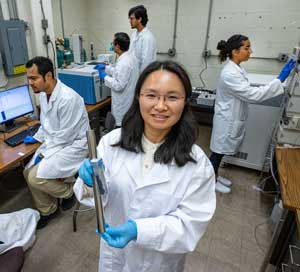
[95,32,139,127]
[23,56,89,229]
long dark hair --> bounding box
[113,61,198,167]
[217,34,249,62]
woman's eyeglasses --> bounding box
[140,92,185,104]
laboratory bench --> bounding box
[261,146,300,271]
[189,99,214,126]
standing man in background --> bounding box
[128,5,157,73]
[95,32,139,127]
[23,56,89,229]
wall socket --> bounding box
[202,49,211,58]
[277,52,289,62]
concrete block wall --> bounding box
[51,0,299,89]
[1,0,296,92]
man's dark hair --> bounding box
[114,32,130,52]
[128,5,148,27]
[113,60,198,167]
[26,56,55,79]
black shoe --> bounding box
[37,208,60,229]
[61,193,76,211]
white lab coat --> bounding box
[210,60,284,155]
[104,51,139,126]
[74,129,216,272]
[26,80,89,179]
[0,208,40,254]
[129,27,156,73]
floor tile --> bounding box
[205,256,239,272]
[1,124,274,272]
[239,247,266,272]
[184,252,207,272]
[208,237,241,269]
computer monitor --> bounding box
[0,85,34,132]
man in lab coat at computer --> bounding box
[23,56,89,229]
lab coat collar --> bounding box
[228,60,249,81]
[228,60,243,72]
[125,151,170,189]
[117,51,130,63]
[136,27,148,37]
[48,79,61,103]
[42,79,61,112]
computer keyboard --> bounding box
[5,124,41,147]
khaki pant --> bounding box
[23,165,73,216]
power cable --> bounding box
[198,57,207,89]
[254,219,269,254]
[49,39,57,74]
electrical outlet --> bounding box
[282,116,300,131]
[277,52,288,62]
[202,49,211,58]
[43,35,50,44]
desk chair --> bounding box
[102,111,116,135]
[73,113,116,232]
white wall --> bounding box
[52,0,89,56]
[31,0,300,89]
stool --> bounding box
[72,200,93,232]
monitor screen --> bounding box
[0,85,34,125]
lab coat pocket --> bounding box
[229,120,245,139]
[129,190,181,218]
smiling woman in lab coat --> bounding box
[76,61,216,272]
[210,34,295,193]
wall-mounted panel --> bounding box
[0,20,28,75]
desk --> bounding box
[0,97,111,174]
[276,147,300,212]
[261,147,300,271]
[85,97,111,113]
[0,119,40,173]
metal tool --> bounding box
[86,130,106,233]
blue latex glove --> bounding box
[100,220,137,248]
[277,59,295,82]
[94,64,106,71]
[99,70,107,79]
[34,155,43,165]
[23,135,38,144]
[79,159,94,186]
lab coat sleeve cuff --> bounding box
[104,76,113,88]
[105,65,114,75]
[33,135,43,143]
[134,218,160,248]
